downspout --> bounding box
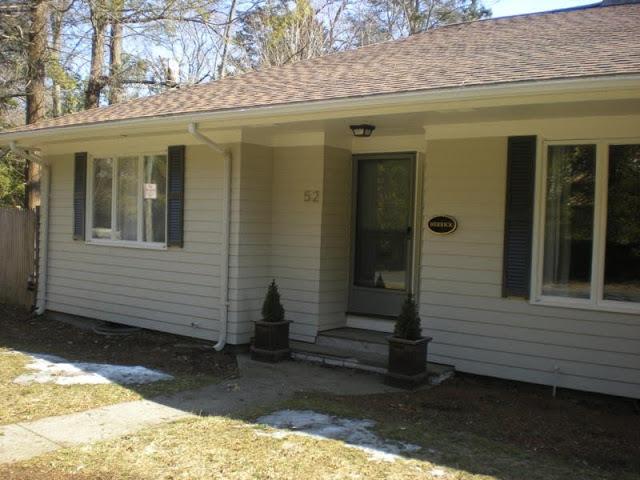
[9,142,49,315]
[187,123,231,351]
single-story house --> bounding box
[2,1,639,398]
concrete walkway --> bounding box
[0,354,398,464]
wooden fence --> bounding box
[0,208,38,308]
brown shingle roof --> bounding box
[7,3,640,134]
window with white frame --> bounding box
[89,154,168,245]
[538,141,640,309]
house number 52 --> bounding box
[304,190,320,202]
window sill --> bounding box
[531,297,640,316]
[85,240,167,250]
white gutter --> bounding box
[187,123,231,351]
[2,75,639,143]
[8,142,49,315]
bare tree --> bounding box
[27,0,48,124]
[217,0,237,79]
[24,0,50,208]
[0,1,30,123]
[49,0,74,117]
[108,0,124,104]
[8,0,492,118]
[85,0,108,108]
[347,0,490,42]
[234,0,328,70]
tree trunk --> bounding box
[108,0,123,104]
[50,0,64,117]
[25,0,48,209]
[217,0,237,79]
[26,0,47,124]
[85,1,107,109]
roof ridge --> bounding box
[425,1,603,29]
[19,1,619,123]
[2,1,638,136]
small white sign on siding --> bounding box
[144,183,157,199]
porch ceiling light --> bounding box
[350,124,375,138]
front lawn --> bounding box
[0,304,236,424]
[2,372,637,480]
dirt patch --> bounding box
[0,304,236,377]
[0,304,237,424]
[294,373,639,475]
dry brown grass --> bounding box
[0,348,218,424]
[2,382,637,480]
[1,416,486,480]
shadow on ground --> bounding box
[0,304,236,396]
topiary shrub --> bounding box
[262,279,285,322]
[393,294,422,340]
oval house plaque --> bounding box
[427,215,457,235]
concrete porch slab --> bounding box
[292,328,454,385]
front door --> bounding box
[349,153,416,317]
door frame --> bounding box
[347,151,420,317]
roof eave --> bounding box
[2,74,640,145]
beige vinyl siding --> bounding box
[270,146,325,342]
[421,137,640,398]
[318,146,352,331]
[44,144,224,341]
[227,142,273,344]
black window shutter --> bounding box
[73,152,87,240]
[167,145,185,247]
[502,136,537,298]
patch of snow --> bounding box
[13,352,173,385]
[429,371,454,386]
[255,409,421,462]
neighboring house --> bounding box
[2,1,639,398]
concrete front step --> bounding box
[291,335,454,386]
[316,327,389,356]
[346,315,395,333]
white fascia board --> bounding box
[424,114,640,140]
[2,75,639,146]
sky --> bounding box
[487,0,597,17]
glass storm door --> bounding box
[349,153,416,317]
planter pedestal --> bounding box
[251,320,291,363]
[386,336,432,389]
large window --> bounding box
[538,141,640,310]
[89,154,168,246]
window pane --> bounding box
[604,145,640,303]
[143,155,167,243]
[115,156,138,241]
[542,145,596,299]
[92,158,113,239]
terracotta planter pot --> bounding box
[250,320,291,363]
[386,336,432,389]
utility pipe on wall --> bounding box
[8,142,50,315]
[187,123,232,351]
[34,163,50,315]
